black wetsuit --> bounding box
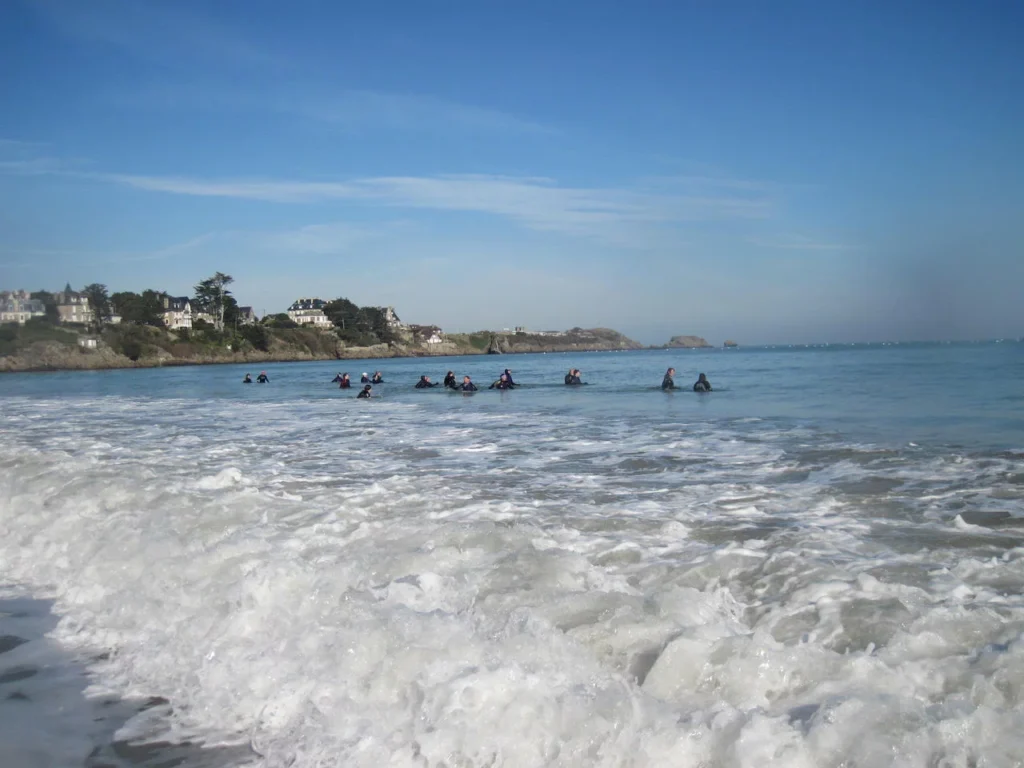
[361,376,370,384]
[443,373,457,389]
[331,374,343,383]
[564,373,574,385]
[256,374,269,384]
[415,378,437,389]
[693,379,712,392]
[504,370,516,386]
[459,382,478,392]
[339,379,351,389]
[372,375,383,384]
[357,388,372,399]
[243,376,252,384]
[489,379,512,390]
[661,374,674,390]
[569,375,583,385]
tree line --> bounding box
[21,273,403,349]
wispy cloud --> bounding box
[748,234,854,251]
[97,172,771,245]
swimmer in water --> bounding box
[661,367,675,390]
[459,375,478,392]
[256,371,269,384]
[371,371,384,384]
[415,375,438,388]
[489,373,513,390]
[357,384,373,398]
[338,373,351,389]
[693,373,712,392]
[503,369,516,386]
[242,373,252,383]
[361,372,370,384]
[331,372,343,383]
[443,371,457,389]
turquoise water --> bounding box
[3,341,1021,448]
[2,341,1024,767]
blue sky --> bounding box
[1,0,1022,344]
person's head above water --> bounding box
[463,375,472,383]
[698,373,708,382]
[363,384,372,391]
[420,375,431,381]
[667,368,675,376]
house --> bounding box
[0,291,45,324]
[161,295,193,330]
[382,306,405,329]
[237,306,258,325]
[78,337,98,350]
[287,298,332,328]
[54,286,93,325]
[425,332,444,345]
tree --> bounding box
[110,290,165,328]
[323,297,362,330]
[193,272,234,331]
[223,294,240,328]
[30,291,60,324]
[263,313,297,329]
[81,283,111,329]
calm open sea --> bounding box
[1,342,1023,767]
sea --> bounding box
[1,342,1023,768]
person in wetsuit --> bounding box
[565,368,575,385]
[371,371,384,384]
[256,371,269,384]
[489,373,513,390]
[415,375,438,388]
[338,373,351,389]
[661,367,676,390]
[357,384,373,398]
[568,369,584,385]
[361,372,370,383]
[503,369,516,386]
[331,372,343,383]
[459,375,478,392]
[693,373,712,392]
[243,373,252,383]
[443,371,457,389]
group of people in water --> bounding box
[661,368,712,392]
[244,366,712,395]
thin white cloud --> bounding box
[748,234,854,251]
[97,172,771,245]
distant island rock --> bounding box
[724,340,738,348]
[665,335,713,349]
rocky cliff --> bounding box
[1,322,644,373]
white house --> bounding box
[237,306,258,325]
[287,298,332,328]
[161,296,193,330]
[0,291,45,324]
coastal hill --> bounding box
[0,321,644,372]
[662,335,713,349]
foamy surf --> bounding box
[2,346,1024,767]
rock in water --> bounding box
[665,335,712,349]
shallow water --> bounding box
[1,343,1023,767]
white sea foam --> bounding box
[2,392,1024,767]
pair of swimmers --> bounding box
[242,371,269,384]
[661,368,712,392]
[564,368,586,385]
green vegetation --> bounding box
[110,290,166,327]
[0,317,79,356]
[323,297,400,346]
